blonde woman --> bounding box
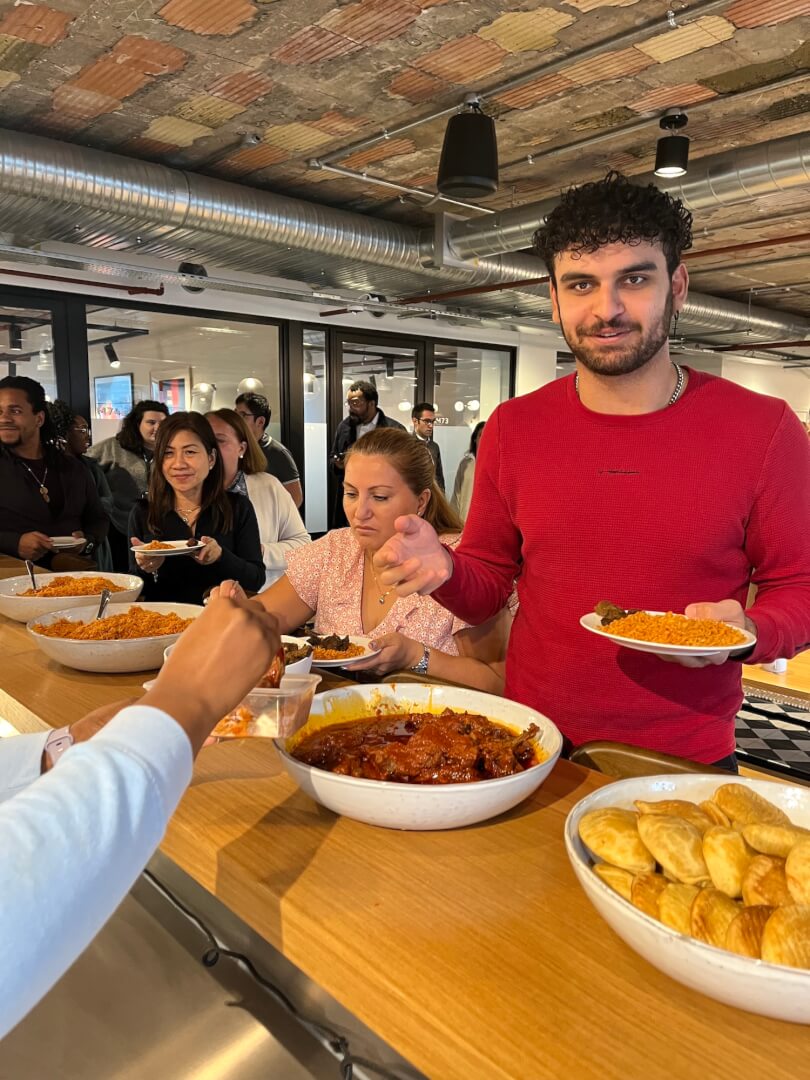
[215,428,511,692]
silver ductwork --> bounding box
[0,129,807,343]
[0,130,542,290]
[445,131,810,261]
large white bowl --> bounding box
[565,773,810,1024]
[27,602,202,673]
[163,634,313,676]
[275,682,562,831]
[0,571,143,622]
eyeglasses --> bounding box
[416,417,435,425]
[72,426,90,435]
[345,398,366,406]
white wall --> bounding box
[515,337,558,396]
[721,357,810,421]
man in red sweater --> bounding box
[374,173,810,766]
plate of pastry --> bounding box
[566,773,810,1023]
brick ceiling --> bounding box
[0,0,808,319]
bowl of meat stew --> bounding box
[274,683,562,830]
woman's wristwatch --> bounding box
[42,725,74,772]
[410,644,430,675]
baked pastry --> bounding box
[725,905,774,959]
[634,799,713,834]
[700,800,731,828]
[785,839,810,904]
[593,863,634,902]
[658,883,699,935]
[630,872,669,919]
[712,784,790,828]
[761,906,810,970]
[637,814,710,885]
[691,887,740,948]
[741,854,792,907]
[743,823,809,859]
[702,825,752,898]
[579,808,655,874]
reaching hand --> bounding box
[141,592,281,754]
[655,599,754,669]
[373,515,453,597]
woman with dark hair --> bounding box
[129,412,265,604]
[206,408,309,587]
[214,427,511,692]
[87,400,169,570]
[451,420,485,524]
[49,400,115,571]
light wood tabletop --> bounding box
[1,611,810,1078]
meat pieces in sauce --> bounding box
[291,709,540,784]
[307,632,350,652]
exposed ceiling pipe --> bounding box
[445,131,810,260]
[0,130,543,292]
[0,129,806,345]
[682,232,810,261]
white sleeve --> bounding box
[0,731,49,804]
[0,705,193,1039]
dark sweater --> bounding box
[128,492,265,604]
[0,447,109,564]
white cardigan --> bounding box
[244,471,310,586]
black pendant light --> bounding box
[437,94,498,199]
[655,107,689,178]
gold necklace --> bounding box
[18,458,49,503]
[367,556,394,606]
[176,504,201,526]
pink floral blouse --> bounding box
[285,528,469,654]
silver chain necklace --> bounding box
[575,363,685,408]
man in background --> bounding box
[235,391,302,508]
[411,402,444,491]
[0,376,108,566]
[329,379,405,527]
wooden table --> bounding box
[2,613,809,1077]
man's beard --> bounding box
[563,294,672,376]
[0,429,22,447]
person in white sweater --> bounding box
[0,592,281,1038]
[207,408,310,588]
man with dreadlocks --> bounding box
[0,376,108,566]
[373,172,810,769]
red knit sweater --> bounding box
[434,370,810,763]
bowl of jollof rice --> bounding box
[0,571,143,622]
[27,602,202,672]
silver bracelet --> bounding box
[409,643,430,675]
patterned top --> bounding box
[285,528,469,654]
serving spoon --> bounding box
[24,560,36,592]
[95,588,111,621]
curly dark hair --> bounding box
[116,399,169,455]
[48,398,77,443]
[533,171,693,282]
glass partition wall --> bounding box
[86,307,282,447]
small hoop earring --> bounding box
[672,310,680,338]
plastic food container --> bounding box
[215,674,322,740]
